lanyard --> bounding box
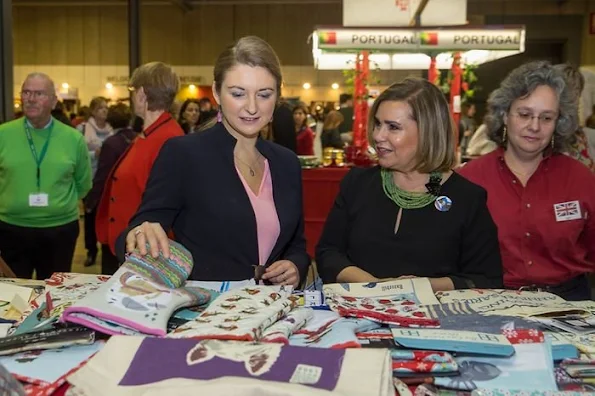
[24,119,53,191]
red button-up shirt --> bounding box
[96,113,183,254]
[459,148,595,288]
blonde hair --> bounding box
[129,62,180,111]
[368,78,456,173]
[89,96,108,113]
[323,110,344,130]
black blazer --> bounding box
[315,167,503,289]
[115,122,310,283]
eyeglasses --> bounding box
[21,90,49,99]
[127,86,136,92]
[510,111,557,127]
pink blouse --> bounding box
[236,159,281,266]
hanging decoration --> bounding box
[352,51,370,149]
[427,56,439,87]
[449,52,462,143]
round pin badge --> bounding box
[435,196,453,212]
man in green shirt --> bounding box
[0,73,92,280]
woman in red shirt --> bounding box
[95,62,184,272]
[293,103,314,156]
[459,61,595,300]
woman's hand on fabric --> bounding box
[125,221,171,258]
[428,277,455,292]
[262,260,300,288]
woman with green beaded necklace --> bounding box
[316,78,503,292]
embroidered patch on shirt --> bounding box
[554,200,582,222]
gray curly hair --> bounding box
[485,60,578,153]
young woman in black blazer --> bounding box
[117,36,309,287]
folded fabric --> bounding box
[393,360,458,377]
[434,329,557,392]
[0,342,104,385]
[62,240,213,337]
[555,366,586,386]
[293,310,341,336]
[357,328,397,349]
[290,317,380,349]
[325,293,439,328]
[323,279,440,306]
[67,336,394,396]
[0,363,25,396]
[392,350,456,363]
[560,358,595,378]
[471,389,590,396]
[392,328,515,357]
[0,326,95,356]
[168,285,297,341]
[434,289,582,318]
[392,350,458,378]
[261,308,313,344]
[13,274,110,336]
[424,303,539,335]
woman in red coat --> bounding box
[95,62,183,274]
[293,103,314,156]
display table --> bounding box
[302,167,350,257]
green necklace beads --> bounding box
[381,168,443,209]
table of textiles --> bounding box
[302,167,350,258]
[1,263,595,395]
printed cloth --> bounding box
[560,358,595,378]
[293,310,341,336]
[555,366,595,393]
[322,279,439,306]
[13,274,111,336]
[0,326,95,357]
[62,241,213,337]
[357,327,398,349]
[424,302,539,335]
[0,342,104,385]
[260,308,313,344]
[392,350,458,378]
[325,294,439,328]
[434,329,557,392]
[66,336,394,396]
[0,363,25,396]
[168,285,298,341]
[434,289,580,317]
[290,317,380,349]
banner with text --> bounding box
[315,28,525,52]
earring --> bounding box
[216,110,222,123]
[551,135,555,150]
[502,126,507,143]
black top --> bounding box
[272,104,297,153]
[315,167,503,289]
[338,106,354,134]
[321,128,343,149]
[84,127,136,210]
[115,122,310,283]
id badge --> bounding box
[29,193,49,207]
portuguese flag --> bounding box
[420,32,438,45]
[319,31,337,45]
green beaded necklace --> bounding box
[381,168,443,209]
